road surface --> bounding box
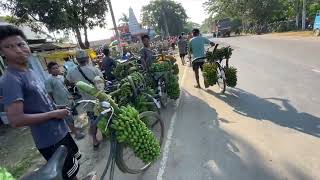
[80,36,320,180]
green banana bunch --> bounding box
[134,94,157,113]
[114,62,133,79]
[111,105,161,163]
[222,47,233,59]
[173,64,179,75]
[207,47,233,62]
[151,61,172,72]
[203,63,218,86]
[166,73,180,100]
[224,66,238,87]
[129,72,145,88]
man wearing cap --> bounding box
[67,49,103,149]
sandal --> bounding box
[74,132,86,140]
[194,85,201,89]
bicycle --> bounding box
[193,44,227,93]
[23,83,164,180]
[209,44,229,93]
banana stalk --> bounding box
[76,81,120,113]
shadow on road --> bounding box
[204,88,320,138]
[164,89,283,180]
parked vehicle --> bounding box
[314,11,320,36]
[212,18,232,37]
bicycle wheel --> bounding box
[116,111,164,174]
[159,77,168,108]
[216,67,226,94]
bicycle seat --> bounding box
[21,145,68,180]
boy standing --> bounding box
[0,25,80,180]
[46,62,85,140]
[140,35,156,71]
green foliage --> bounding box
[204,0,320,33]
[1,0,109,48]
[111,105,161,163]
[225,66,238,87]
[0,167,15,180]
[118,13,129,24]
[141,0,188,35]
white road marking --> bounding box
[312,69,320,73]
[157,66,187,180]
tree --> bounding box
[141,0,188,36]
[0,0,109,48]
[118,13,129,24]
[204,0,320,32]
[205,0,297,32]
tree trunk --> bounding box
[296,14,299,28]
[84,26,90,48]
[302,0,306,30]
[74,28,86,49]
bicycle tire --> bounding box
[115,111,164,174]
[216,67,226,94]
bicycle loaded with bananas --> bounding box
[203,44,238,93]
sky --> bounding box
[87,0,208,41]
[0,0,208,41]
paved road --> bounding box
[81,36,320,180]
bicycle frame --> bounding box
[75,100,119,180]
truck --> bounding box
[212,18,232,37]
[314,11,320,36]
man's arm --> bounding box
[204,37,215,47]
[6,101,69,128]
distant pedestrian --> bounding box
[177,35,188,65]
[170,37,176,50]
[101,47,116,81]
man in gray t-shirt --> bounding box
[67,49,103,148]
[0,25,80,179]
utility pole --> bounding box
[302,0,306,30]
[107,0,122,54]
